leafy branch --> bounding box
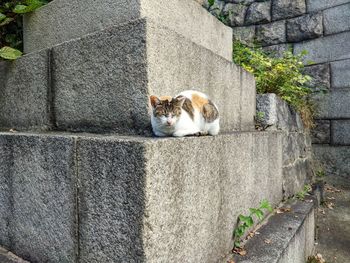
[0,0,49,60]
[233,199,273,248]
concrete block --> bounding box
[256,20,286,46]
[324,3,350,35]
[272,0,306,21]
[23,0,232,61]
[313,145,350,177]
[222,3,247,26]
[0,247,29,263]
[232,26,256,45]
[283,132,308,166]
[287,13,323,42]
[307,0,350,12]
[331,59,350,88]
[0,50,50,131]
[245,1,271,25]
[332,120,350,145]
[2,133,78,263]
[256,93,304,132]
[77,131,283,262]
[230,200,315,263]
[263,44,291,58]
[304,63,331,91]
[294,31,350,64]
[52,19,255,134]
[313,91,350,119]
[0,135,11,248]
[311,120,331,144]
[283,159,312,198]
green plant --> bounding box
[208,0,215,7]
[296,184,312,200]
[233,199,273,248]
[233,41,318,129]
[0,0,49,60]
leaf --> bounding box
[0,17,14,26]
[0,13,6,22]
[233,247,247,256]
[13,4,30,13]
[260,199,273,212]
[0,46,22,60]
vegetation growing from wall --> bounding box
[0,0,49,60]
[233,41,318,129]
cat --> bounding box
[150,90,220,137]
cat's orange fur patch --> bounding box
[191,93,209,112]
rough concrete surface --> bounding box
[313,91,350,119]
[315,175,350,262]
[324,3,350,35]
[0,131,283,263]
[307,0,350,12]
[294,31,350,64]
[0,133,77,263]
[0,247,29,263]
[0,50,50,131]
[331,59,350,89]
[52,18,255,134]
[226,200,315,263]
[313,145,350,177]
[331,120,350,145]
[23,0,232,60]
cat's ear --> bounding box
[150,95,160,108]
[175,95,186,106]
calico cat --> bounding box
[150,90,220,137]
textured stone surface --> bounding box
[229,200,315,263]
[287,13,323,42]
[0,136,11,248]
[78,138,146,263]
[314,145,350,177]
[222,3,247,26]
[272,0,306,21]
[0,247,29,263]
[311,120,330,144]
[294,31,350,64]
[256,93,304,131]
[0,133,77,263]
[245,1,271,25]
[0,50,50,131]
[263,44,290,57]
[232,26,256,45]
[24,0,232,61]
[331,59,350,89]
[324,3,350,35]
[282,132,308,166]
[77,132,283,262]
[209,0,225,16]
[307,0,350,12]
[53,19,255,134]
[224,0,255,5]
[303,63,330,91]
[332,120,350,145]
[256,20,286,46]
[313,91,350,118]
[283,159,312,198]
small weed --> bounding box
[296,184,312,201]
[233,199,273,249]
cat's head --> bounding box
[150,95,186,127]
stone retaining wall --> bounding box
[202,0,350,176]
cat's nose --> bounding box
[167,120,173,125]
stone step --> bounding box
[0,131,282,263]
[224,199,315,263]
[23,0,232,61]
[1,18,256,134]
[0,247,29,263]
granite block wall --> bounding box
[203,0,350,176]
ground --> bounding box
[315,175,350,263]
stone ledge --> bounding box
[23,0,232,61]
[224,199,315,263]
[0,131,283,263]
[0,247,29,263]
